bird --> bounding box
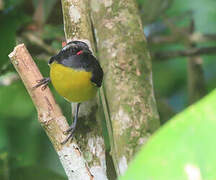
[34,41,103,144]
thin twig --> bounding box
[153,46,216,60]
[8,44,93,180]
[148,33,216,44]
[22,32,58,55]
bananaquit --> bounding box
[35,41,103,144]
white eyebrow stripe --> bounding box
[62,43,76,51]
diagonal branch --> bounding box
[8,44,93,180]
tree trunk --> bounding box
[61,0,108,179]
[90,0,160,175]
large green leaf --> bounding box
[121,89,216,180]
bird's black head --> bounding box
[48,41,91,65]
[62,41,90,53]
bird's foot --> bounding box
[61,126,76,145]
[61,103,80,145]
[33,77,50,90]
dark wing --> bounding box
[88,54,103,87]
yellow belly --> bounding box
[50,62,98,102]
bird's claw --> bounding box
[33,77,50,90]
[61,132,75,145]
[61,103,80,145]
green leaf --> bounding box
[121,89,216,180]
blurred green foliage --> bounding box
[145,0,216,114]
[121,89,216,180]
[0,0,215,179]
[0,9,30,68]
[0,0,67,179]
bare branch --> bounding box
[8,44,93,180]
[22,32,58,55]
[148,33,216,44]
[153,46,216,60]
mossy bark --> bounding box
[90,0,160,175]
[61,0,107,179]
